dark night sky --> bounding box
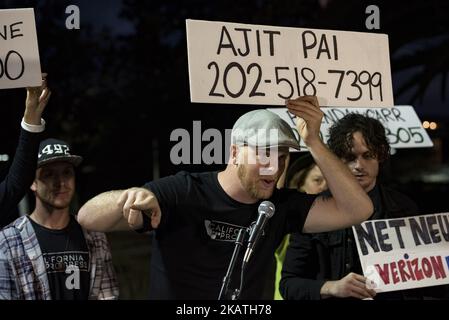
[74,0,133,35]
[73,0,449,118]
[392,36,449,118]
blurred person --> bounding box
[273,153,327,299]
[283,153,327,193]
[280,114,442,300]
[77,96,373,299]
[0,75,50,227]
[0,139,118,300]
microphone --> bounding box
[243,201,275,264]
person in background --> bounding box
[273,153,327,299]
[280,114,441,300]
[0,138,119,300]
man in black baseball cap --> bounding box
[0,138,118,300]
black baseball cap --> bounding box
[37,138,83,168]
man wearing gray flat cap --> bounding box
[78,96,373,300]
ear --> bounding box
[230,144,239,165]
[30,180,37,192]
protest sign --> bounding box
[186,19,393,107]
[268,106,433,150]
[353,213,449,292]
[0,8,41,90]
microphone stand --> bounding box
[218,228,247,300]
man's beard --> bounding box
[237,165,274,200]
[36,192,72,211]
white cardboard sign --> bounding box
[186,19,393,107]
[0,8,42,90]
[267,106,433,150]
[352,213,449,292]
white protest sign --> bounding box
[0,8,42,89]
[352,213,449,292]
[186,19,393,107]
[268,106,433,150]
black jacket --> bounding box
[280,184,445,300]
[0,128,42,228]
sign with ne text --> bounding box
[186,19,393,107]
[352,213,449,293]
[268,106,433,150]
[0,8,42,89]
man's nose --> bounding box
[353,158,363,170]
[54,175,66,187]
[259,163,278,176]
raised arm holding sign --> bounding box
[0,74,50,228]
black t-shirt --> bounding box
[144,171,316,299]
[30,215,90,300]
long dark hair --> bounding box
[327,114,390,163]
